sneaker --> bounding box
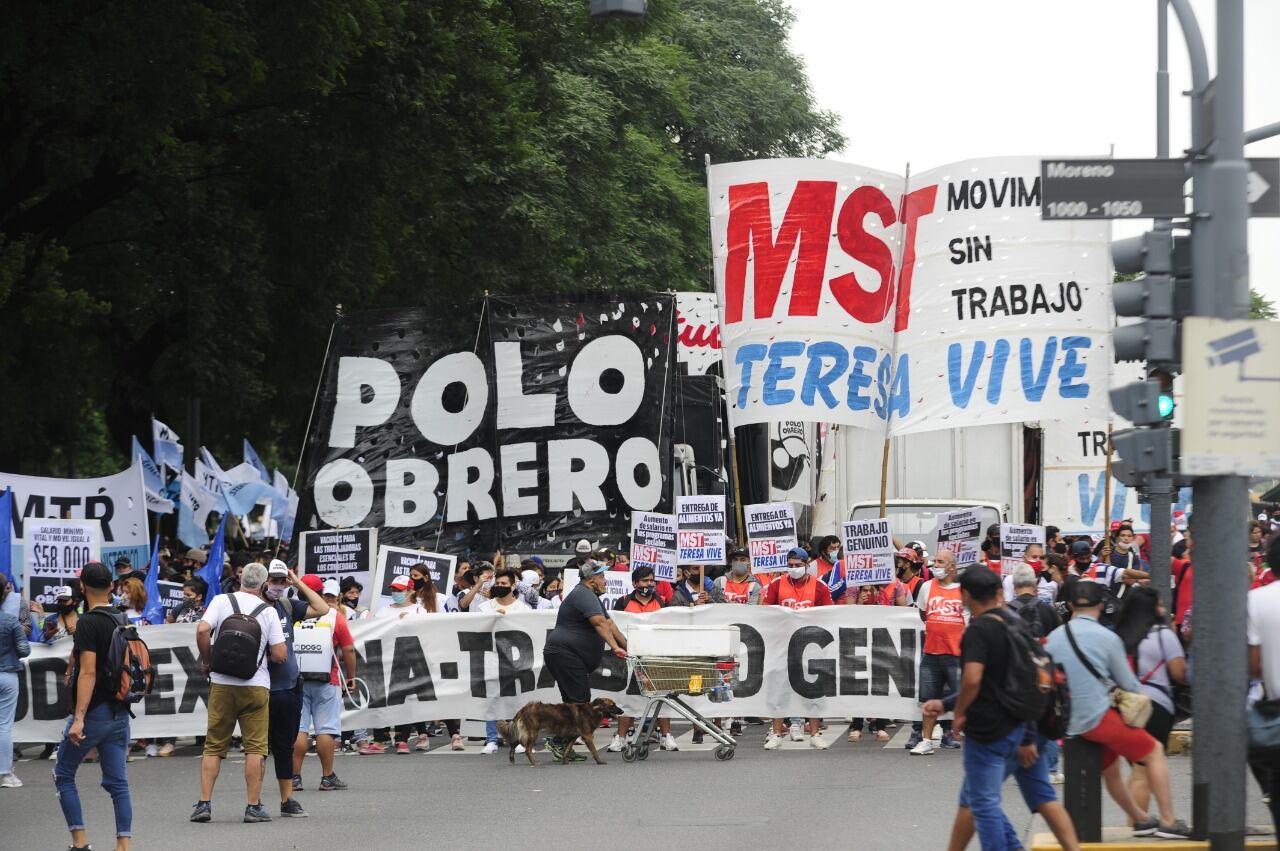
[1049,771,1065,785]
[545,741,566,761]
[876,730,892,742]
[661,734,679,751]
[940,732,961,749]
[358,741,386,755]
[414,733,430,752]
[482,741,499,755]
[810,735,829,750]
[847,729,862,743]
[0,773,22,788]
[1154,820,1191,840]
[788,723,805,742]
[144,743,158,758]
[244,803,272,823]
[910,738,936,756]
[319,773,347,791]
[1132,816,1159,837]
[451,734,465,751]
[730,721,743,736]
[606,735,624,753]
[190,801,212,823]
[427,723,446,737]
[158,742,175,757]
[692,730,704,745]
[280,798,307,818]
[904,731,923,750]
[764,732,783,750]
[291,774,303,792]
[395,741,411,755]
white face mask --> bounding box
[787,565,808,580]
[931,566,947,580]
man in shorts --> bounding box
[293,578,357,791]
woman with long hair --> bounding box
[120,576,148,626]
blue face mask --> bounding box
[391,590,408,605]
[110,593,124,607]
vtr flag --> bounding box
[708,157,1112,436]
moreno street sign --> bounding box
[1040,158,1187,220]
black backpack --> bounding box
[211,594,271,680]
[984,609,1070,739]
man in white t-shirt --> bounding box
[472,568,530,754]
[192,563,287,825]
[1249,539,1280,837]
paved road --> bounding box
[0,722,1267,851]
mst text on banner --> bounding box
[708,156,1112,435]
[11,606,921,741]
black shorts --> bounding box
[1144,701,1175,748]
[542,647,593,704]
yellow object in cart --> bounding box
[688,674,703,693]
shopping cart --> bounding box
[622,654,740,762]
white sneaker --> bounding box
[788,723,805,742]
[515,744,526,754]
[606,735,624,753]
[144,743,158,758]
[660,734,679,751]
[910,738,936,756]
[1050,771,1065,784]
[764,732,783,750]
[809,735,829,750]
[481,741,498,755]
[0,773,22,788]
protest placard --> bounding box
[841,518,895,586]
[630,511,678,582]
[155,580,189,615]
[24,519,101,605]
[1000,523,1046,574]
[371,545,456,613]
[934,507,984,568]
[300,527,376,606]
[676,495,727,565]
[563,568,634,610]
[744,502,797,574]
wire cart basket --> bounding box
[623,654,740,762]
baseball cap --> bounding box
[80,561,113,590]
[322,579,340,596]
[114,556,131,569]
[578,560,608,579]
[1070,540,1092,555]
[1071,579,1107,608]
[529,556,545,567]
[300,574,323,592]
[574,538,593,555]
[390,574,412,591]
[267,560,289,579]
[521,569,541,587]
[52,585,74,599]
[729,547,749,559]
[786,547,809,562]
[186,548,208,565]
[896,548,919,563]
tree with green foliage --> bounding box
[1252,288,1278,320]
[0,0,842,477]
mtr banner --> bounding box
[708,156,1113,435]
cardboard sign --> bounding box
[24,519,101,604]
[841,518,895,586]
[299,527,376,606]
[629,511,678,582]
[155,580,189,614]
[1000,524,1046,574]
[563,568,634,611]
[371,545,456,614]
[676,495,727,565]
[934,507,984,568]
[744,502,798,574]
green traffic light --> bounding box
[1158,393,1176,418]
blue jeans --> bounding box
[1043,737,1060,773]
[54,702,133,838]
[959,727,1056,850]
[485,720,499,744]
[914,654,960,734]
[0,672,17,774]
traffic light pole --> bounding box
[1188,1,1251,847]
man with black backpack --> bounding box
[54,560,138,851]
[193,561,287,825]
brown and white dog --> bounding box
[501,697,625,766]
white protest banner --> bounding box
[563,568,634,610]
[24,519,101,606]
[300,528,377,607]
[840,518,895,586]
[1000,524,1046,574]
[707,157,1111,436]
[0,464,150,586]
[155,580,189,616]
[676,495,727,565]
[12,606,922,741]
[630,511,678,582]
[675,291,722,376]
[371,545,456,613]
[744,501,797,574]
[934,507,983,568]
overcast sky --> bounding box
[785,0,1280,307]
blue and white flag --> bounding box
[271,469,299,545]
[243,439,270,482]
[142,534,166,625]
[223,479,278,516]
[131,436,173,513]
[178,470,218,548]
[152,418,184,471]
[199,514,228,602]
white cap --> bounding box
[574,538,593,554]
[322,579,340,596]
[52,586,74,599]
[521,569,541,587]
[267,559,289,577]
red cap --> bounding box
[1110,520,1124,532]
[896,548,919,562]
[390,575,412,591]
[301,574,323,592]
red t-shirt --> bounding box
[1172,559,1193,627]
[326,611,355,686]
[654,581,674,603]
[763,575,833,609]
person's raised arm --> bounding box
[291,570,328,619]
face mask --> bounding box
[787,565,808,581]
[1025,559,1043,571]
[825,550,839,563]
[110,593,124,607]
[391,590,408,604]
[730,560,749,576]
[492,585,512,599]
[58,602,77,615]
[931,566,946,579]
[412,577,427,591]
[636,585,654,597]
[1115,540,1130,552]
[265,585,286,601]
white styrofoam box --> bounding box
[626,625,740,658]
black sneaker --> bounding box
[562,750,587,763]
[1132,816,1159,836]
[1154,820,1191,840]
[291,774,303,792]
[904,731,923,751]
[190,801,212,823]
[730,721,743,736]
[280,798,308,818]
[692,730,704,744]
[244,803,272,823]
[319,773,347,791]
